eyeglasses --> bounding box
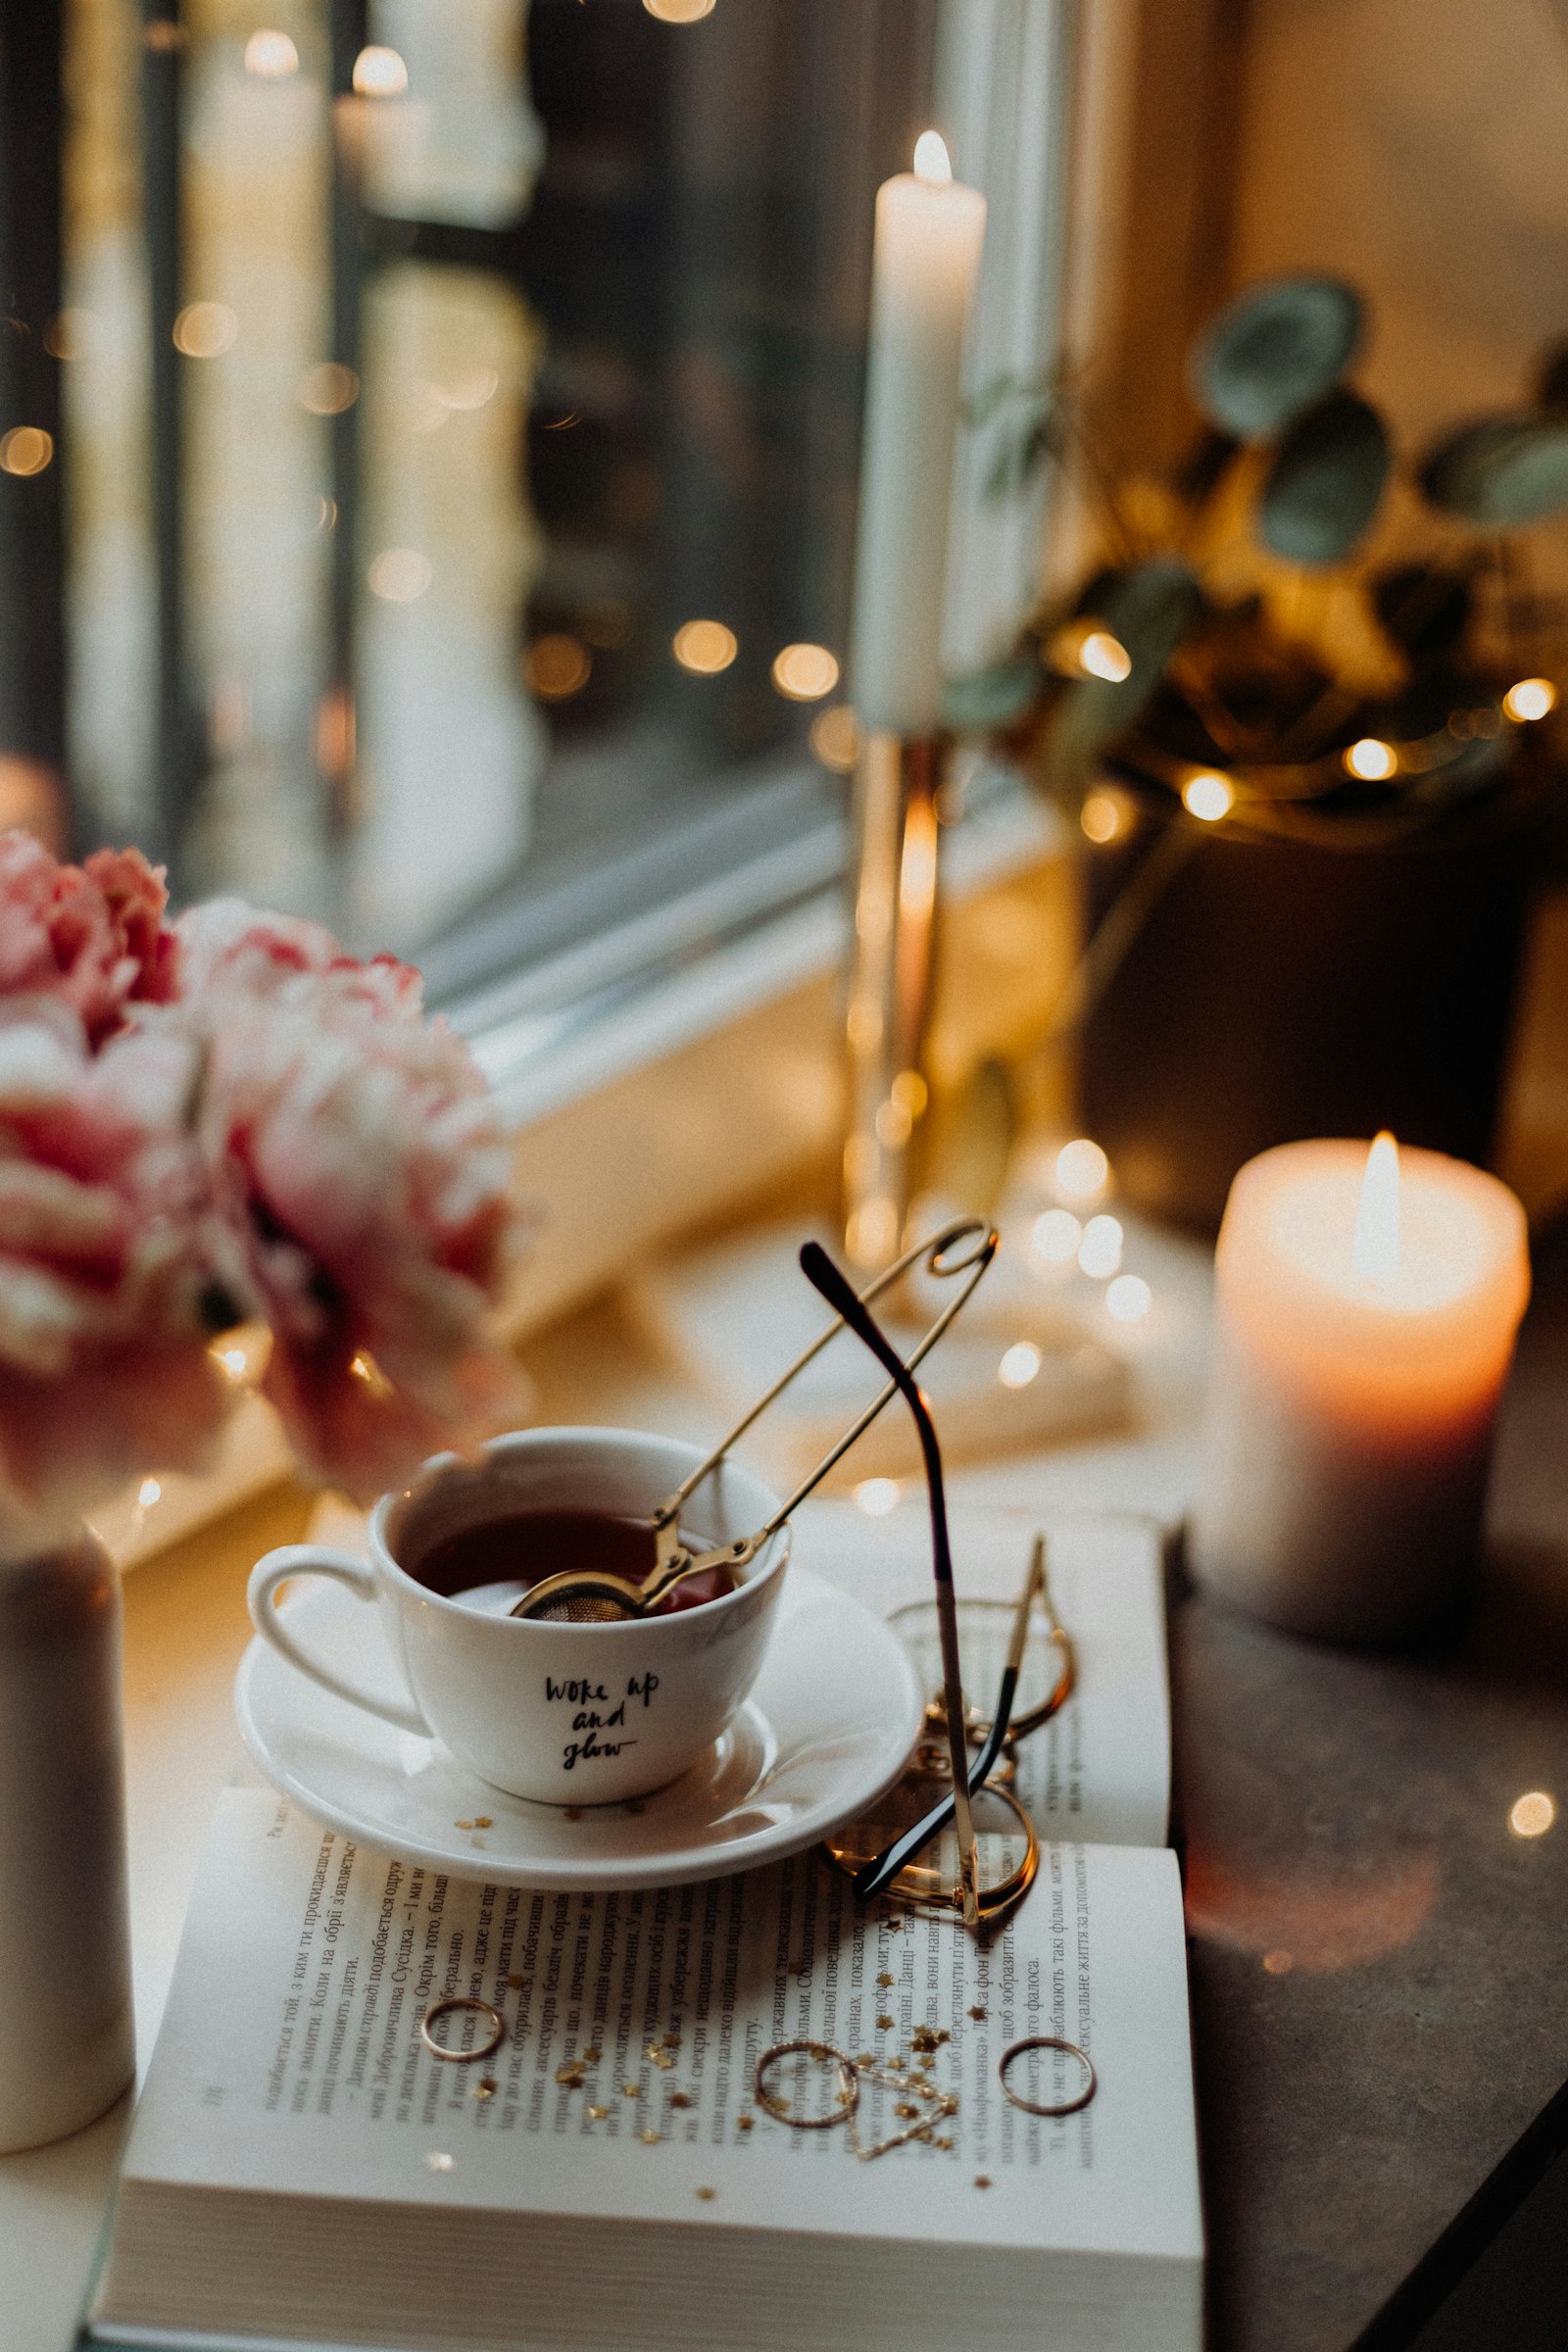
[799,1244,1071,1931]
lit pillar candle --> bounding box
[848,132,986,734]
[1189,1136,1530,1643]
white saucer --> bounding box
[234,1565,923,1890]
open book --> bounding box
[87,1505,1201,2352]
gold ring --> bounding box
[419,1996,507,2064]
[755,2039,859,2129]
[998,2034,1097,2117]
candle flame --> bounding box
[912,130,953,185]
[1352,1130,1401,1285]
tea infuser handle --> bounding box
[652,1215,999,1540]
[248,1547,431,1738]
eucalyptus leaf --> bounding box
[1418,413,1568,526]
[1259,390,1391,564]
[943,655,1040,733]
[1188,274,1362,441]
[1051,559,1200,768]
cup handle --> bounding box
[248,1547,431,1738]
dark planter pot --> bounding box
[1079,779,1547,1234]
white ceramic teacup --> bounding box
[247,1427,790,1805]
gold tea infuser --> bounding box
[511,1217,998,1622]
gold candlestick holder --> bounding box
[842,728,945,1273]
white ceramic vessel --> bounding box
[248,1428,790,1805]
[236,1560,922,1890]
[0,1532,135,2153]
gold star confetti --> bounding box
[974,2175,992,2189]
[737,2113,754,2132]
[455,1819,473,1831]
[622,2082,641,2098]
[639,2128,661,2144]
[555,2063,585,2088]
[876,1972,895,1987]
[587,2105,610,2121]
[895,2102,920,2119]
[470,2080,497,2102]
[968,2004,987,2021]
[669,2091,692,2109]
[935,2134,954,2151]
[582,2047,602,2064]
[662,2034,681,2049]
[857,2052,876,2067]
[646,2045,675,2070]
[507,1975,526,1990]
[474,1816,493,1829]
[788,1959,810,1976]
[696,2186,716,2201]
[876,2015,895,2032]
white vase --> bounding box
[0,1530,135,2153]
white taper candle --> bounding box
[849,132,986,735]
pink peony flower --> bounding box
[0,1002,227,1551]
[175,904,525,1501]
[0,833,180,1049]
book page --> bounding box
[117,1790,1200,2282]
[790,1501,1172,1848]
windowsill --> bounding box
[101,773,1077,1569]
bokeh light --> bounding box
[809,704,859,773]
[352,44,408,96]
[1080,788,1132,845]
[771,642,840,701]
[0,427,53,477]
[1055,1138,1109,1203]
[672,618,737,675]
[1510,1791,1555,1838]
[1105,1274,1152,1324]
[244,28,299,76]
[1032,1208,1082,1264]
[1182,769,1234,821]
[1502,678,1557,724]
[998,1341,1043,1390]
[1080,629,1132,682]
[644,0,716,19]
[854,1477,902,1517]
[299,362,358,415]
[524,634,592,701]
[173,301,237,357]
[367,547,432,602]
[1077,1214,1124,1279]
[1344,737,1396,782]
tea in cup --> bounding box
[247,1427,790,1804]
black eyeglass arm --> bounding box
[797,1243,980,1924]
[852,1663,1019,1901]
